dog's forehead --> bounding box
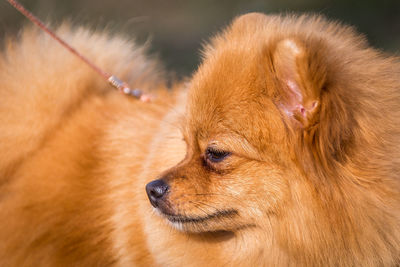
[187,71,284,150]
[189,46,265,104]
[185,24,288,148]
[188,53,261,121]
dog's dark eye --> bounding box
[205,147,231,163]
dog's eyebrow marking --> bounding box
[165,209,238,224]
[210,134,260,161]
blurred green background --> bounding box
[1,0,399,76]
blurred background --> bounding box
[1,0,399,77]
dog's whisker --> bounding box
[186,193,243,202]
[189,201,212,218]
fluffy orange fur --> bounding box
[0,13,399,266]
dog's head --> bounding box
[145,13,368,235]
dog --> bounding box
[0,13,399,266]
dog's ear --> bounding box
[272,38,327,128]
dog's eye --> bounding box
[205,147,231,163]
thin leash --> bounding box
[6,0,151,102]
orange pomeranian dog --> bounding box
[0,13,399,266]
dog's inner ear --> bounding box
[272,38,326,128]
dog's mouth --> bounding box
[145,180,243,232]
[164,209,238,224]
[154,206,241,232]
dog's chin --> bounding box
[153,206,243,233]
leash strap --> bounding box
[6,0,150,101]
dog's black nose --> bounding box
[146,179,169,208]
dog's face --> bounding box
[146,13,329,233]
[146,71,291,233]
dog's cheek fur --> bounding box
[168,158,290,231]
